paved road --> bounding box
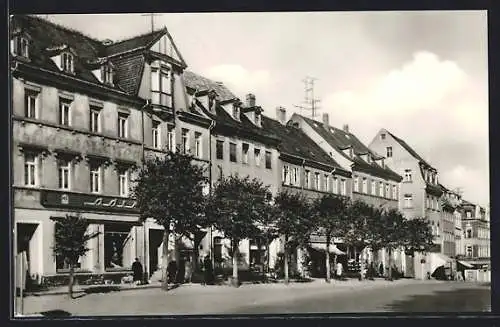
[18,280,491,317]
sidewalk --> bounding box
[24,277,431,297]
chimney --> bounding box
[322,113,329,126]
[246,93,256,108]
[276,106,287,125]
[343,124,349,133]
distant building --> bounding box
[461,200,490,269]
[289,114,404,276]
[369,129,454,279]
[439,184,463,258]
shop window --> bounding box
[213,236,223,264]
[104,224,134,270]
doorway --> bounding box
[148,229,163,276]
[16,223,39,290]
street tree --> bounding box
[378,208,407,280]
[206,175,271,287]
[51,214,100,299]
[312,194,351,283]
[132,151,208,290]
[402,217,435,257]
[272,191,313,284]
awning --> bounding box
[457,260,474,268]
[309,243,346,255]
[429,253,453,274]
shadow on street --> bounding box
[385,286,491,312]
[40,310,72,317]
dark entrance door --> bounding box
[149,229,164,277]
[17,223,38,290]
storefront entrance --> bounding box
[16,222,40,289]
[149,229,164,276]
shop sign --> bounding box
[40,190,139,214]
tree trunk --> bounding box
[231,239,239,287]
[284,235,289,285]
[388,247,393,281]
[162,230,170,290]
[325,235,331,283]
[68,263,74,299]
[266,238,271,274]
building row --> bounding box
[11,15,489,286]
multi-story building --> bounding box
[439,184,463,258]
[263,107,352,277]
[11,15,213,285]
[368,129,454,279]
[461,200,490,269]
[289,114,403,275]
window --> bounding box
[216,140,224,160]
[265,151,272,169]
[195,132,202,158]
[392,185,397,200]
[426,196,430,209]
[466,246,473,257]
[232,106,240,120]
[466,229,472,238]
[255,112,262,126]
[362,178,368,193]
[12,36,29,58]
[386,146,393,158]
[102,64,113,85]
[404,194,413,208]
[466,211,472,218]
[340,179,347,195]
[385,184,390,198]
[214,237,223,264]
[167,124,175,151]
[314,173,320,190]
[371,180,376,195]
[381,133,386,140]
[24,89,38,119]
[353,176,359,192]
[254,148,261,166]
[61,52,74,73]
[59,99,71,126]
[229,142,237,162]
[89,107,101,133]
[104,224,133,270]
[182,129,190,154]
[55,223,82,271]
[24,153,37,186]
[152,120,161,149]
[151,66,172,107]
[58,159,71,190]
[118,113,128,138]
[242,143,249,164]
[404,169,412,182]
[89,163,101,194]
[119,170,129,197]
[324,174,329,192]
[379,182,384,197]
[305,170,311,188]
[282,165,289,184]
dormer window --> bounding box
[232,105,240,120]
[208,90,218,112]
[61,52,74,73]
[101,64,114,85]
[151,62,172,107]
[12,36,29,58]
[255,112,262,127]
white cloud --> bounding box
[203,64,271,99]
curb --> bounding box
[26,284,164,297]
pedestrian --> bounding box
[185,257,193,284]
[378,263,384,278]
[203,255,213,285]
[335,262,343,280]
[167,260,178,284]
[132,258,143,285]
[176,256,186,284]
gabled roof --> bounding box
[183,71,237,102]
[262,117,347,172]
[299,115,401,181]
[386,130,436,170]
[105,29,166,56]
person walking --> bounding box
[335,262,343,280]
[167,260,178,284]
[203,255,214,285]
[176,256,186,284]
[185,257,193,284]
[132,258,143,285]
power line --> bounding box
[294,76,321,119]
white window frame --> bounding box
[195,132,203,158]
[305,170,311,189]
[362,178,368,194]
[385,184,390,199]
[371,180,376,195]
[242,143,249,164]
[392,185,397,200]
[89,164,102,194]
[151,65,172,107]
[340,179,346,195]
[293,167,300,186]
[333,177,338,194]
[182,129,190,154]
[404,169,412,182]
[118,113,129,138]
[229,142,237,162]
[324,174,329,192]
[90,107,101,133]
[379,182,384,197]
[353,176,359,193]
[102,64,114,85]
[13,36,29,58]
[314,172,320,190]
[404,195,413,208]
[59,99,72,126]
[282,165,289,184]
[152,120,161,149]
[254,148,261,166]
[386,146,392,158]
[265,151,272,169]
[24,152,38,187]
[119,170,129,197]
[58,160,71,190]
[25,89,38,119]
[167,124,175,151]
[61,52,74,73]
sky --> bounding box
[44,11,489,207]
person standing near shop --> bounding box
[132,258,143,285]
